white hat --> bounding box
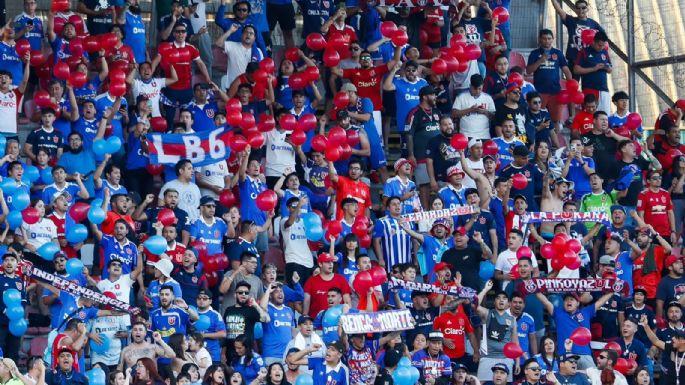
[152,258,174,278]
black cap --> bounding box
[452,362,468,372]
[384,348,402,368]
[513,145,529,156]
[667,301,682,311]
[410,291,429,299]
[419,85,436,97]
[513,194,527,202]
[199,196,216,207]
[327,341,345,354]
[298,315,314,325]
[197,288,212,298]
[491,363,510,374]
[560,353,580,363]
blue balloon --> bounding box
[302,212,322,230]
[93,139,108,156]
[323,304,343,327]
[254,322,263,339]
[6,305,24,321]
[88,207,106,224]
[3,289,22,307]
[91,198,103,207]
[194,314,211,332]
[9,318,27,337]
[9,191,30,211]
[0,135,6,157]
[305,226,324,241]
[294,374,314,385]
[40,167,54,185]
[66,258,84,276]
[37,243,60,261]
[106,136,122,154]
[144,235,167,255]
[0,179,18,196]
[322,330,339,344]
[479,261,495,280]
[189,305,198,314]
[408,367,420,384]
[24,165,40,183]
[87,367,106,385]
[7,210,23,230]
[89,335,110,353]
[392,366,413,385]
[66,224,88,244]
[398,356,411,368]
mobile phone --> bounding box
[27,20,34,26]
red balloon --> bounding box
[68,15,85,35]
[146,163,164,176]
[325,146,341,162]
[492,6,510,24]
[431,58,447,75]
[346,130,360,147]
[110,69,127,83]
[230,135,248,152]
[450,133,468,150]
[157,208,177,226]
[503,342,524,359]
[219,190,237,208]
[285,47,300,62]
[664,149,684,170]
[516,246,533,260]
[339,143,352,160]
[256,190,278,212]
[614,359,630,375]
[581,29,597,45]
[304,66,320,83]
[29,50,45,67]
[259,57,275,74]
[288,73,307,90]
[511,173,528,190]
[328,220,343,237]
[326,32,347,51]
[34,90,51,108]
[333,92,350,109]
[100,33,118,50]
[323,49,340,67]
[258,114,276,132]
[22,207,41,225]
[551,257,565,271]
[551,235,569,253]
[359,233,372,248]
[203,271,219,287]
[109,82,127,97]
[369,266,388,285]
[352,221,368,238]
[68,71,87,88]
[247,133,265,149]
[540,243,556,259]
[279,114,297,131]
[83,36,100,53]
[311,134,328,152]
[565,79,580,92]
[253,69,268,84]
[353,270,373,294]
[450,33,467,47]
[53,61,70,80]
[296,113,317,132]
[15,40,31,57]
[226,109,242,127]
[306,33,327,51]
[557,90,571,104]
[443,55,459,73]
[566,255,582,270]
[567,239,582,253]
[625,112,642,129]
[510,265,520,279]
[190,239,208,259]
[483,140,498,156]
[569,327,592,346]
[419,30,428,46]
[572,91,585,105]
[68,202,90,223]
[508,72,524,88]
[560,250,578,266]
[464,44,482,61]
[52,0,70,12]
[53,17,66,35]
[150,117,168,133]
[69,37,84,57]
[604,341,623,355]
[420,45,434,60]
[328,126,347,146]
[391,30,408,47]
[380,21,398,38]
[224,98,240,113]
[65,54,83,70]
[290,129,307,146]
[240,112,256,130]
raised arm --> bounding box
[550,0,567,20]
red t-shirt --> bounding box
[303,273,351,318]
[632,245,666,299]
[326,25,357,60]
[636,188,673,237]
[46,213,78,258]
[147,242,186,265]
[334,176,371,220]
[107,44,137,68]
[433,306,474,358]
[342,65,389,110]
[572,111,594,134]
[160,43,200,90]
[484,29,506,71]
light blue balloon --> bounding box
[479,261,495,281]
[6,305,25,321]
[408,366,420,384]
[3,289,22,307]
[66,224,88,243]
[24,165,40,183]
[194,314,211,332]
[87,367,106,385]
[305,226,324,241]
[0,135,6,157]
[66,258,84,276]
[92,139,108,156]
[40,167,54,185]
[7,211,23,230]
[0,179,18,196]
[323,304,343,327]
[89,335,110,354]
[88,207,106,224]
[294,374,314,385]
[254,322,263,339]
[106,136,122,154]
[37,243,60,261]
[392,366,413,385]
[302,212,322,230]
[91,198,103,207]
[144,235,167,255]
[9,191,30,211]
[9,318,27,336]
[398,356,412,368]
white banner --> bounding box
[340,309,414,334]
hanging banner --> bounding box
[29,267,140,314]
[521,278,627,294]
[387,277,478,300]
[377,0,451,7]
[147,126,233,166]
[400,205,478,223]
[341,309,414,334]
[522,211,611,226]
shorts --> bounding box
[369,143,387,171]
[540,93,563,121]
[267,3,296,31]
[415,163,430,185]
[383,90,396,119]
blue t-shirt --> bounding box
[100,234,138,279]
[94,93,128,141]
[190,217,228,256]
[420,235,450,282]
[42,182,82,207]
[576,46,611,91]
[309,360,349,385]
[239,175,268,225]
[56,151,97,197]
[151,306,191,366]
[73,77,102,105]
[615,250,633,295]
[280,189,313,216]
[516,313,536,358]
[565,156,595,197]
[71,117,99,149]
[14,14,44,50]
[561,16,604,63]
[383,176,417,215]
[123,10,147,64]
[126,129,148,170]
[498,163,544,211]
[525,109,552,145]
[95,179,128,201]
[296,0,333,38]
[263,303,296,358]
[198,308,226,361]
[0,42,24,86]
[527,47,568,94]
[188,101,220,132]
[553,305,596,356]
[492,137,525,169]
[393,77,428,133]
[234,353,266,384]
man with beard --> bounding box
[440,226,493,292]
[46,348,88,385]
[172,247,208,307]
[221,253,265,309]
[92,214,141,279]
[42,165,89,208]
[262,282,296,365]
[585,348,629,385]
[384,61,428,157]
[0,253,28,360]
[494,85,529,144]
[119,322,175,370]
[656,256,685,319]
[411,330,452,381]
[289,341,350,385]
[552,353,590,385]
[433,298,480,371]
[134,190,190,244]
[223,281,270,362]
[426,116,459,192]
[151,285,198,366]
[631,226,672,310]
[194,288,226,364]
[55,132,97,197]
[215,24,265,90]
[476,282,518,381]
[510,292,537,360]
[401,219,455,281]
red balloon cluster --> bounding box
[200,253,229,274]
[353,266,388,294]
[540,233,583,271]
[557,79,584,105]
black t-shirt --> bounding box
[581,132,618,180]
[223,305,260,359]
[494,104,530,145]
[590,292,623,340]
[662,341,685,385]
[440,246,483,291]
[83,0,114,35]
[613,158,649,205]
[407,306,439,347]
[26,127,64,159]
[425,134,459,182]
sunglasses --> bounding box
[174,30,187,33]
[236,8,248,12]
[527,367,541,371]
[236,291,250,295]
[360,55,371,59]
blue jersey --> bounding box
[492,137,525,169]
[0,42,24,86]
[100,234,138,279]
[73,77,102,105]
[393,77,428,133]
[151,306,191,366]
[373,216,412,267]
[225,238,260,264]
[498,163,544,211]
[94,93,128,141]
[336,252,358,285]
[383,176,418,215]
[609,113,643,135]
[234,353,266,384]
[198,308,226,361]
[263,303,296,358]
[70,117,99,150]
[561,16,604,63]
[50,37,90,63]
[527,47,568,94]
[239,175,267,225]
[147,279,183,310]
[190,217,228,256]
[214,6,267,52]
[42,183,82,207]
[310,360,349,385]
[172,268,208,307]
[457,211,496,250]
[553,305,596,356]
[188,101,220,132]
[516,313,536,358]
[14,14,44,50]
[420,235,450,282]
[280,189,313,216]
[576,46,611,91]
[489,196,512,251]
[123,11,147,63]
[126,130,148,170]
[0,273,28,326]
[411,349,452,379]
[58,303,98,331]
[438,185,466,225]
[297,0,333,38]
[525,109,552,145]
[614,251,633,295]
[95,179,128,200]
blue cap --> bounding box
[491,363,510,374]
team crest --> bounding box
[79,311,86,319]
[54,137,59,143]
[551,54,558,60]
[168,317,176,325]
[192,276,198,283]
[16,282,22,290]
[206,110,215,118]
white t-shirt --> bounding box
[132,78,166,117]
[88,314,128,366]
[452,91,496,139]
[495,249,538,290]
[195,161,230,199]
[265,129,296,177]
[189,1,207,31]
[97,274,134,305]
[159,180,202,222]
[224,41,252,88]
[17,219,57,250]
[460,157,484,189]
[0,88,21,134]
[281,218,313,268]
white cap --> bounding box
[152,258,174,278]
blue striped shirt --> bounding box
[373,216,412,267]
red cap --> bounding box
[317,253,336,263]
[665,255,683,269]
[434,262,452,273]
[454,226,467,236]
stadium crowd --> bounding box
[0,0,683,385]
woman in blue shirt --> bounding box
[534,336,560,374]
[233,334,266,384]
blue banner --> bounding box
[147,127,233,166]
